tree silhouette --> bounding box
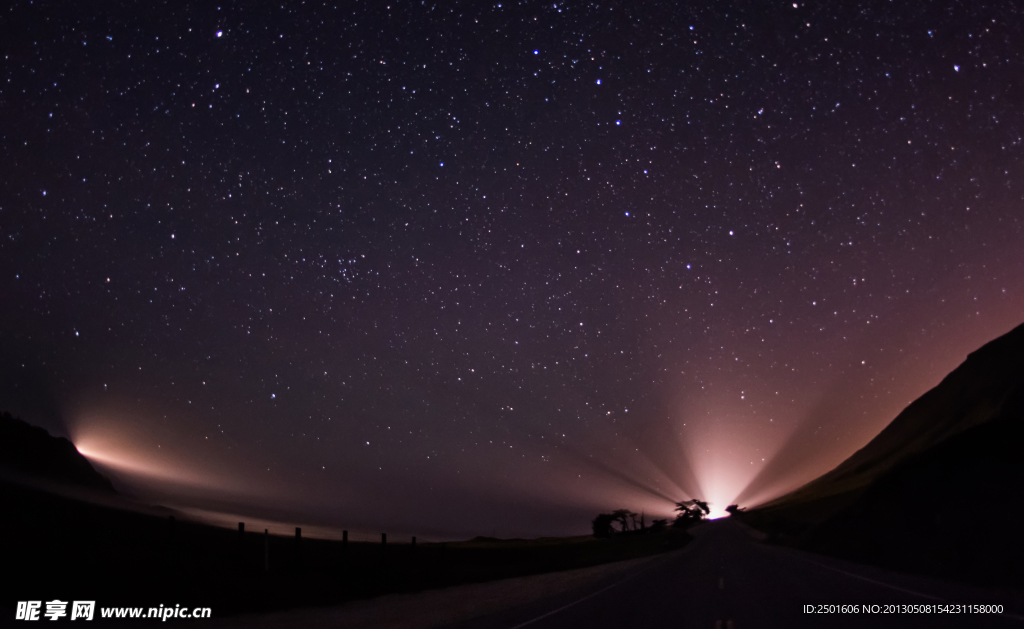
[592,513,616,538]
[609,509,637,532]
[725,504,744,516]
[673,499,710,529]
[593,509,668,536]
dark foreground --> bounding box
[1,480,689,619]
[446,520,1024,629]
[8,478,1023,628]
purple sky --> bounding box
[1,1,1022,538]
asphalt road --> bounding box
[446,520,1024,629]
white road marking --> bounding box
[506,553,675,629]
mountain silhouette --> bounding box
[743,322,1024,584]
[0,411,115,493]
[753,322,1024,517]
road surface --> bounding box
[446,520,1024,629]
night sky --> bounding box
[2,1,1023,539]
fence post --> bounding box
[166,516,177,571]
[237,522,245,567]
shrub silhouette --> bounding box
[725,504,744,516]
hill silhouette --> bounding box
[806,389,1024,584]
[749,322,1024,521]
[741,322,1024,584]
[0,411,115,493]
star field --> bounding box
[1,1,1023,536]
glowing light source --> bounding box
[74,435,210,487]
